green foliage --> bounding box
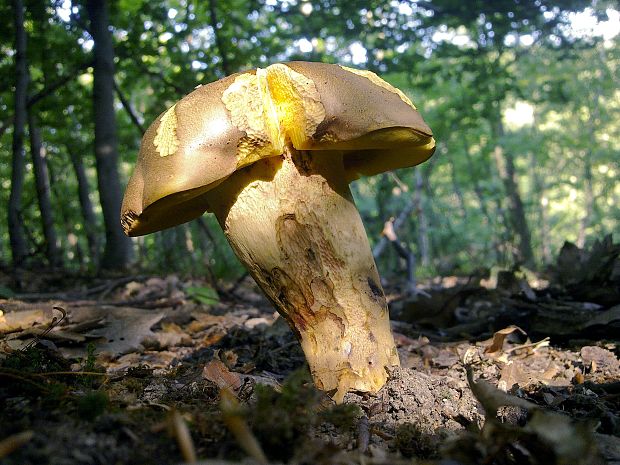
[185,285,220,305]
[76,390,109,421]
[1,0,617,277]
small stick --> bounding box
[357,414,370,453]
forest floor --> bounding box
[1,237,619,465]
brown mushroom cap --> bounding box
[121,62,435,236]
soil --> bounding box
[1,255,619,464]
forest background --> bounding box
[1,0,619,285]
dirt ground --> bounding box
[1,238,619,464]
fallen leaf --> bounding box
[59,306,164,358]
[203,359,242,391]
[0,306,54,333]
[484,325,527,354]
[498,361,532,391]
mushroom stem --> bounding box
[205,146,400,401]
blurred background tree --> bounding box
[1,0,618,284]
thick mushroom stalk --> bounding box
[205,146,399,402]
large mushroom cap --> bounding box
[121,61,436,236]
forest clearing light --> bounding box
[349,42,368,64]
[297,38,313,53]
[300,2,313,16]
[566,8,620,41]
[504,101,534,129]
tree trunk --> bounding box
[415,169,430,267]
[463,147,501,263]
[68,145,99,265]
[577,156,594,248]
[448,158,467,219]
[8,0,29,267]
[493,143,534,267]
[529,153,551,264]
[28,113,62,267]
[86,0,133,269]
[47,163,83,267]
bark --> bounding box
[86,0,133,269]
[68,145,99,264]
[28,114,62,267]
[8,0,29,266]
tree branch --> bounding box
[28,60,93,108]
[114,80,145,134]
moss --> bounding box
[319,403,360,431]
[247,369,361,461]
[394,423,438,459]
[76,390,109,421]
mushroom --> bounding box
[121,62,435,401]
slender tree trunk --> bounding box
[47,163,83,266]
[463,147,501,262]
[68,145,100,265]
[529,152,551,264]
[493,121,534,267]
[448,158,467,219]
[86,0,133,269]
[373,197,417,259]
[414,169,430,267]
[28,114,62,267]
[8,0,29,266]
[577,156,594,248]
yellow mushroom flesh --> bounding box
[204,65,400,401]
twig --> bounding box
[0,430,34,460]
[22,306,66,351]
[114,80,146,134]
[14,276,146,301]
[220,388,268,464]
[372,197,417,259]
[170,410,197,464]
[357,414,370,453]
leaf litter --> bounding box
[0,236,619,464]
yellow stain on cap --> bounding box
[265,63,325,148]
[221,64,326,165]
[222,72,282,168]
[340,65,417,109]
[153,103,180,157]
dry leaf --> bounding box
[203,359,242,391]
[59,306,164,358]
[484,325,527,354]
[498,361,532,391]
[0,306,54,333]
